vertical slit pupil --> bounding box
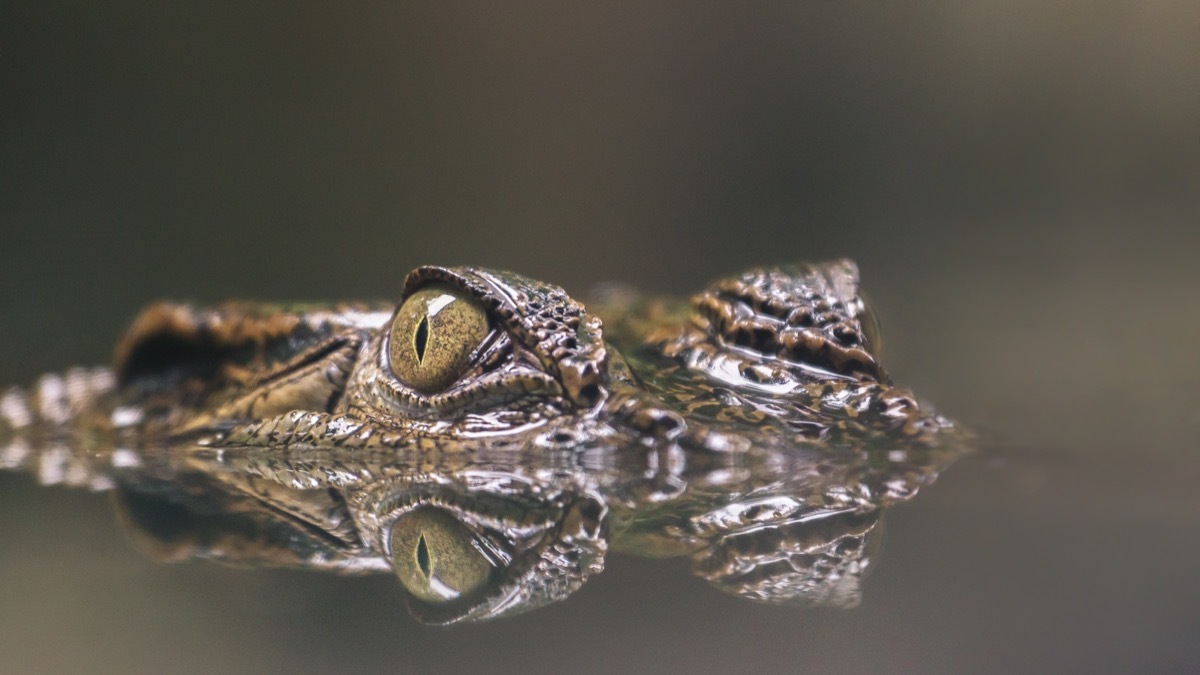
[416,534,431,578]
[413,315,430,364]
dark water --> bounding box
[2,3,1199,673]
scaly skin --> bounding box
[0,261,966,623]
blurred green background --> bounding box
[2,3,1198,673]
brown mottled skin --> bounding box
[0,261,964,623]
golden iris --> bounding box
[388,285,489,393]
[389,507,494,603]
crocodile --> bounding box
[0,260,965,623]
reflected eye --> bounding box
[389,507,495,603]
[388,285,490,393]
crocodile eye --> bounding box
[388,285,490,393]
[389,507,495,603]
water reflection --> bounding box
[4,428,964,624]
